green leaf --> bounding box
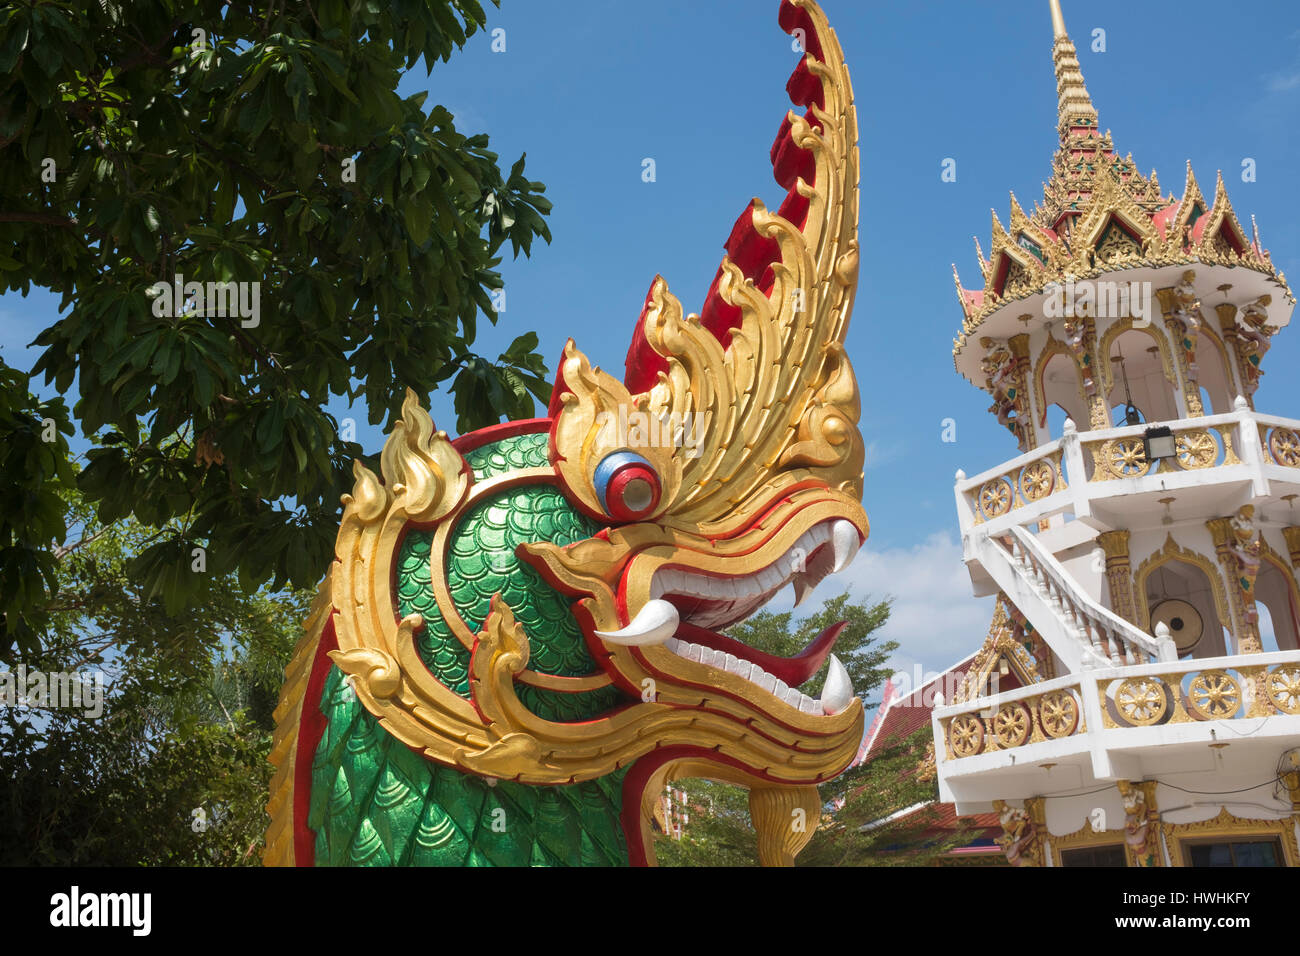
[0,19,30,74]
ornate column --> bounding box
[1009,333,1039,451]
[1157,273,1203,417]
[1215,303,1252,410]
[1228,295,1274,402]
[1207,507,1263,654]
[993,797,1046,867]
[981,335,1038,453]
[1117,780,1162,867]
[1097,530,1138,624]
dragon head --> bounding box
[269,0,867,867]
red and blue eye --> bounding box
[593,451,662,522]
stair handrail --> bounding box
[1007,525,1178,664]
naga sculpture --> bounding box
[266,0,867,867]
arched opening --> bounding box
[1045,403,1071,443]
[1039,353,1088,439]
[1144,560,1229,659]
[1106,330,1179,425]
[1254,556,1300,652]
[1190,326,1236,415]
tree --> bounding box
[792,727,972,867]
[0,366,74,656]
[0,486,308,865]
[653,592,972,866]
[0,0,553,657]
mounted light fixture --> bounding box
[1143,425,1176,462]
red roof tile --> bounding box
[863,651,979,759]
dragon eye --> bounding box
[594,451,662,522]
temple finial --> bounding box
[1050,0,1097,138]
[1050,0,1067,39]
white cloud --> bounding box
[769,529,993,681]
[1267,71,1300,92]
[863,439,903,471]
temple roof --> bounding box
[951,1,1292,368]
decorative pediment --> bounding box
[953,595,1043,704]
[1194,172,1249,259]
[1095,219,1143,266]
[1169,162,1209,247]
[1009,193,1059,267]
[988,209,1047,300]
[1072,173,1156,259]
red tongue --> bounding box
[673,620,847,687]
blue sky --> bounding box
[2,0,1298,681]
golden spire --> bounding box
[1038,1,1160,230]
[1050,0,1097,139]
[1049,0,1066,37]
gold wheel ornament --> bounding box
[1107,438,1149,478]
[1266,664,1300,714]
[1019,460,1055,502]
[1037,691,1079,738]
[949,713,986,758]
[1175,430,1217,470]
[992,702,1032,748]
[979,478,1014,519]
[1115,677,1169,726]
[1187,670,1241,719]
[1269,428,1300,467]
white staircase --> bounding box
[970,525,1177,673]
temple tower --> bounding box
[933,0,1300,867]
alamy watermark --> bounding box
[1043,278,1153,326]
[891,664,1002,715]
[50,886,150,936]
[596,406,705,459]
[1,666,105,719]
[147,273,260,328]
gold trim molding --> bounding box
[1164,808,1300,867]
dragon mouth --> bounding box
[664,621,847,715]
[596,518,862,715]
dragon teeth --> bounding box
[594,599,679,646]
[647,520,856,633]
[820,653,855,715]
[663,640,831,714]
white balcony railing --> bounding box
[955,404,1300,539]
[932,649,1300,803]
